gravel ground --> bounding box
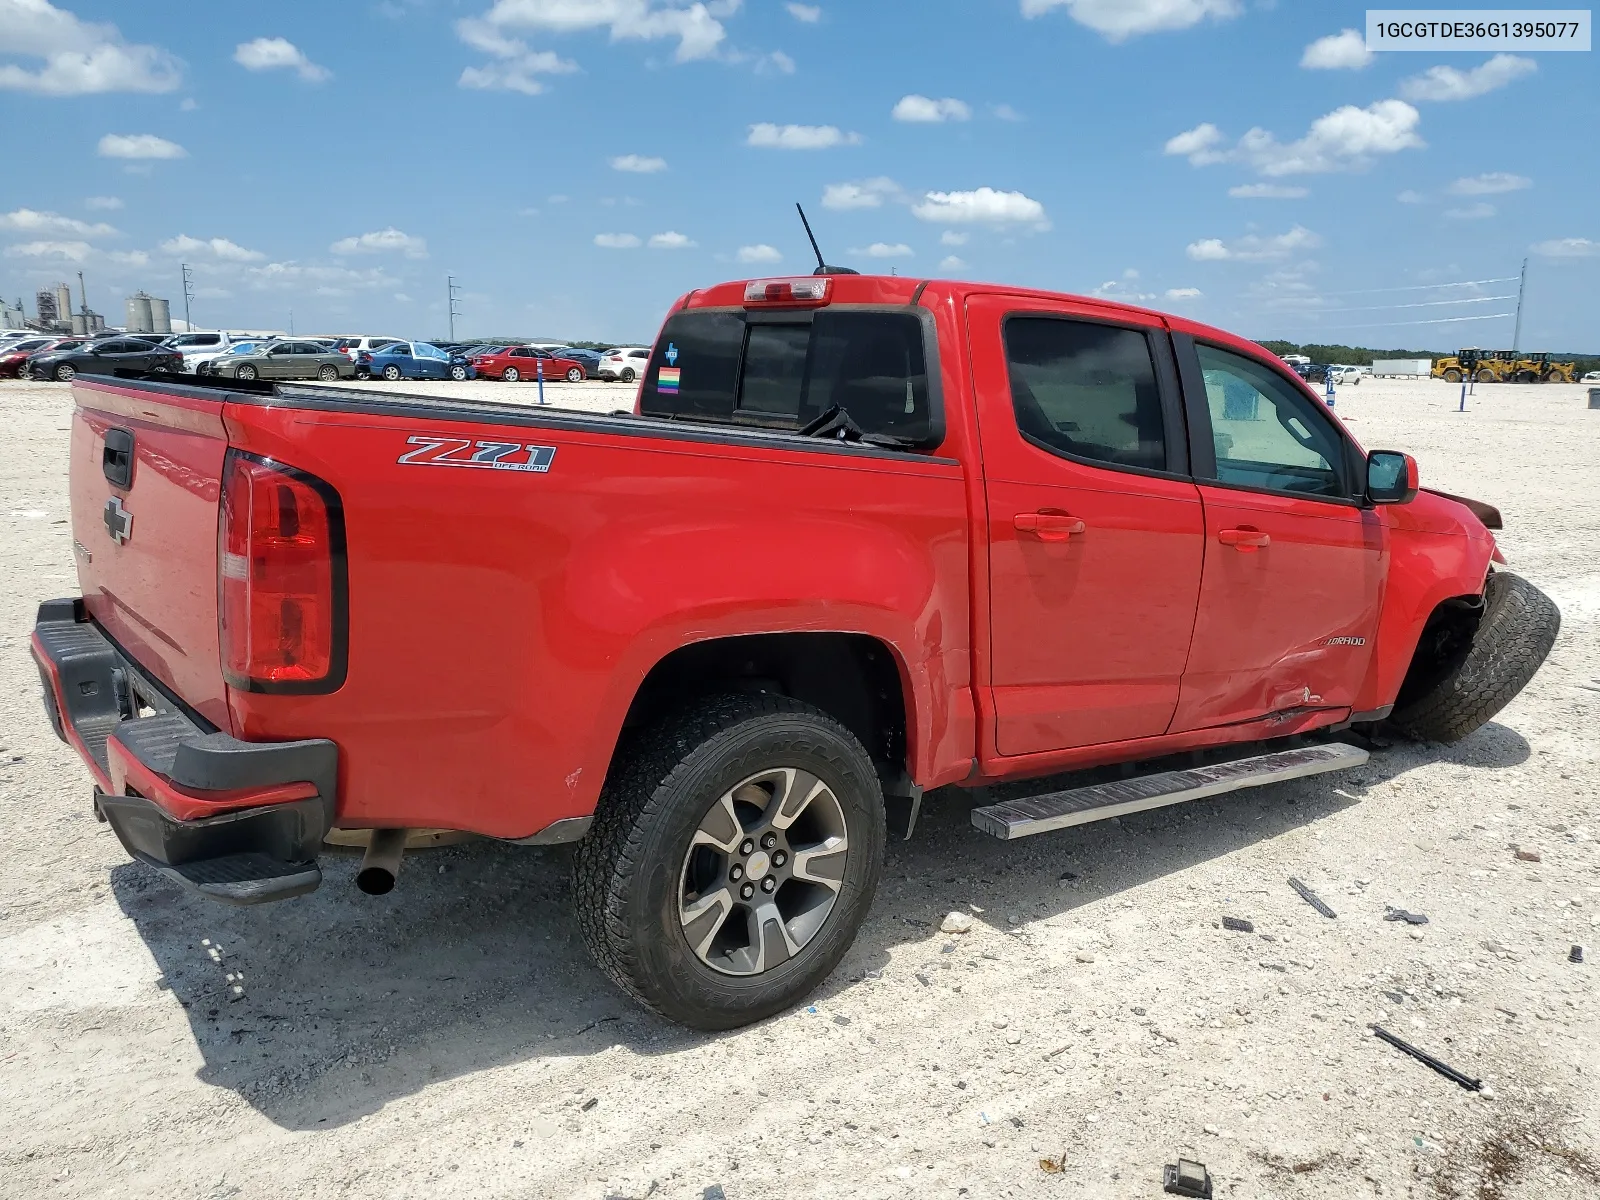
[1,375,1596,1200]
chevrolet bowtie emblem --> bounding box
[103,496,133,545]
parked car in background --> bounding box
[470,345,588,382]
[0,336,60,376]
[163,331,275,372]
[598,346,650,382]
[335,335,403,362]
[554,347,604,379]
[1582,371,1600,383]
[27,337,182,381]
[192,342,269,375]
[12,338,89,378]
[215,340,357,382]
[1328,365,1363,385]
[359,341,475,381]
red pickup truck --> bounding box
[33,272,1558,1029]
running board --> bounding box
[970,742,1368,841]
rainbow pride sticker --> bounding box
[657,365,681,394]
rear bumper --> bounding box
[32,598,338,904]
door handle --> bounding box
[1218,526,1270,550]
[1014,512,1086,542]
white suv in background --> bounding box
[334,335,404,362]
[165,331,277,372]
[598,346,650,382]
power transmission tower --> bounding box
[1511,257,1528,353]
[181,263,195,331]
[448,275,463,342]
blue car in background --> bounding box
[358,341,476,381]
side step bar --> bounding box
[971,742,1368,841]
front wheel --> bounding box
[566,367,584,382]
[1390,572,1560,743]
[449,364,467,381]
[235,365,258,381]
[1476,369,1496,383]
[382,364,402,381]
[574,694,885,1030]
[1443,368,1462,383]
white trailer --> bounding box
[1371,358,1433,378]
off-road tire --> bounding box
[1390,571,1560,743]
[573,693,885,1030]
[1443,368,1462,384]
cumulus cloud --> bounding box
[853,242,912,258]
[456,0,734,75]
[1228,183,1309,199]
[1019,0,1240,42]
[786,2,820,20]
[911,187,1049,229]
[1301,29,1371,70]
[160,234,265,262]
[611,154,667,173]
[1397,189,1426,204]
[940,230,968,246]
[1165,100,1423,176]
[0,208,118,238]
[0,0,181,95]
[1531,237,1597,259]
[737,243,782,263]
[648,230,695,249]
[1400,54,1535,102]
[892,94,970,123]
[1185,226,1320,262]
[97,132,186,159]
[1448,172,1530,196]
[1165,287,1203,300]
[747,122,861,149]
[454,15,579,93]
[594,232,642,249]
[3,239,93,262]
[821,177,903,209]
[84,195,123,210]
[330,227,428,258]
[938,255,966,271]
[1445,202,1496,220]
[233,37,330,82]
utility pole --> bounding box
[181,263,195,331]
[288,308,294,336]
[1511,257,1528,353]
[447,275,462,342]
[76,270,88,322]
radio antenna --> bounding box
[795,203,859,276]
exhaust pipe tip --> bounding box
[356,828,409,895]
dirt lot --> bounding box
[1,375,1596,1200]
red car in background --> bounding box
[2,337,84,378]
[469,344,588,382]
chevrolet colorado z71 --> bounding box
[33,273,1559,1029]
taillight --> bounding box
[218,452,347,693]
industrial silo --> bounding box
[55,283,72,325]
[71,313,87,336]
[126,292,154,333]
[150,296,172,334]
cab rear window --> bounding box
[638,309,938,448]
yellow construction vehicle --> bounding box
[1507,352,1577,383]
[1432,348,1510,383]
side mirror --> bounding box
[1367,450,1418,505]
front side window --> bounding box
[1195,343,1345,498]
[1003,317,1167,472]
[638,309,934,446]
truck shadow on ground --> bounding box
[109,723,1529,1132]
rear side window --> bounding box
[1003,317,1167,472]
[639,310,936,447]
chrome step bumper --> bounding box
[970,742,1369,841]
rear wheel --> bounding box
[566,367,584,382]
[382,364,402,381]
[318,364,339,381]
[53,363,76,382]
[1390,572,1560,743]
[503,366,520,382]
[1475,369,1496,383]
[620,367,637,383]
[574,694,885,1030]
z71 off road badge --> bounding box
[103,497,132,544]
[397,436,556,473]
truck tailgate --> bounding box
[69,378,233,731]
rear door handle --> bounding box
[1014,512,1086,542]
[1218,527,1270,550]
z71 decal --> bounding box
[398,436,556,473]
